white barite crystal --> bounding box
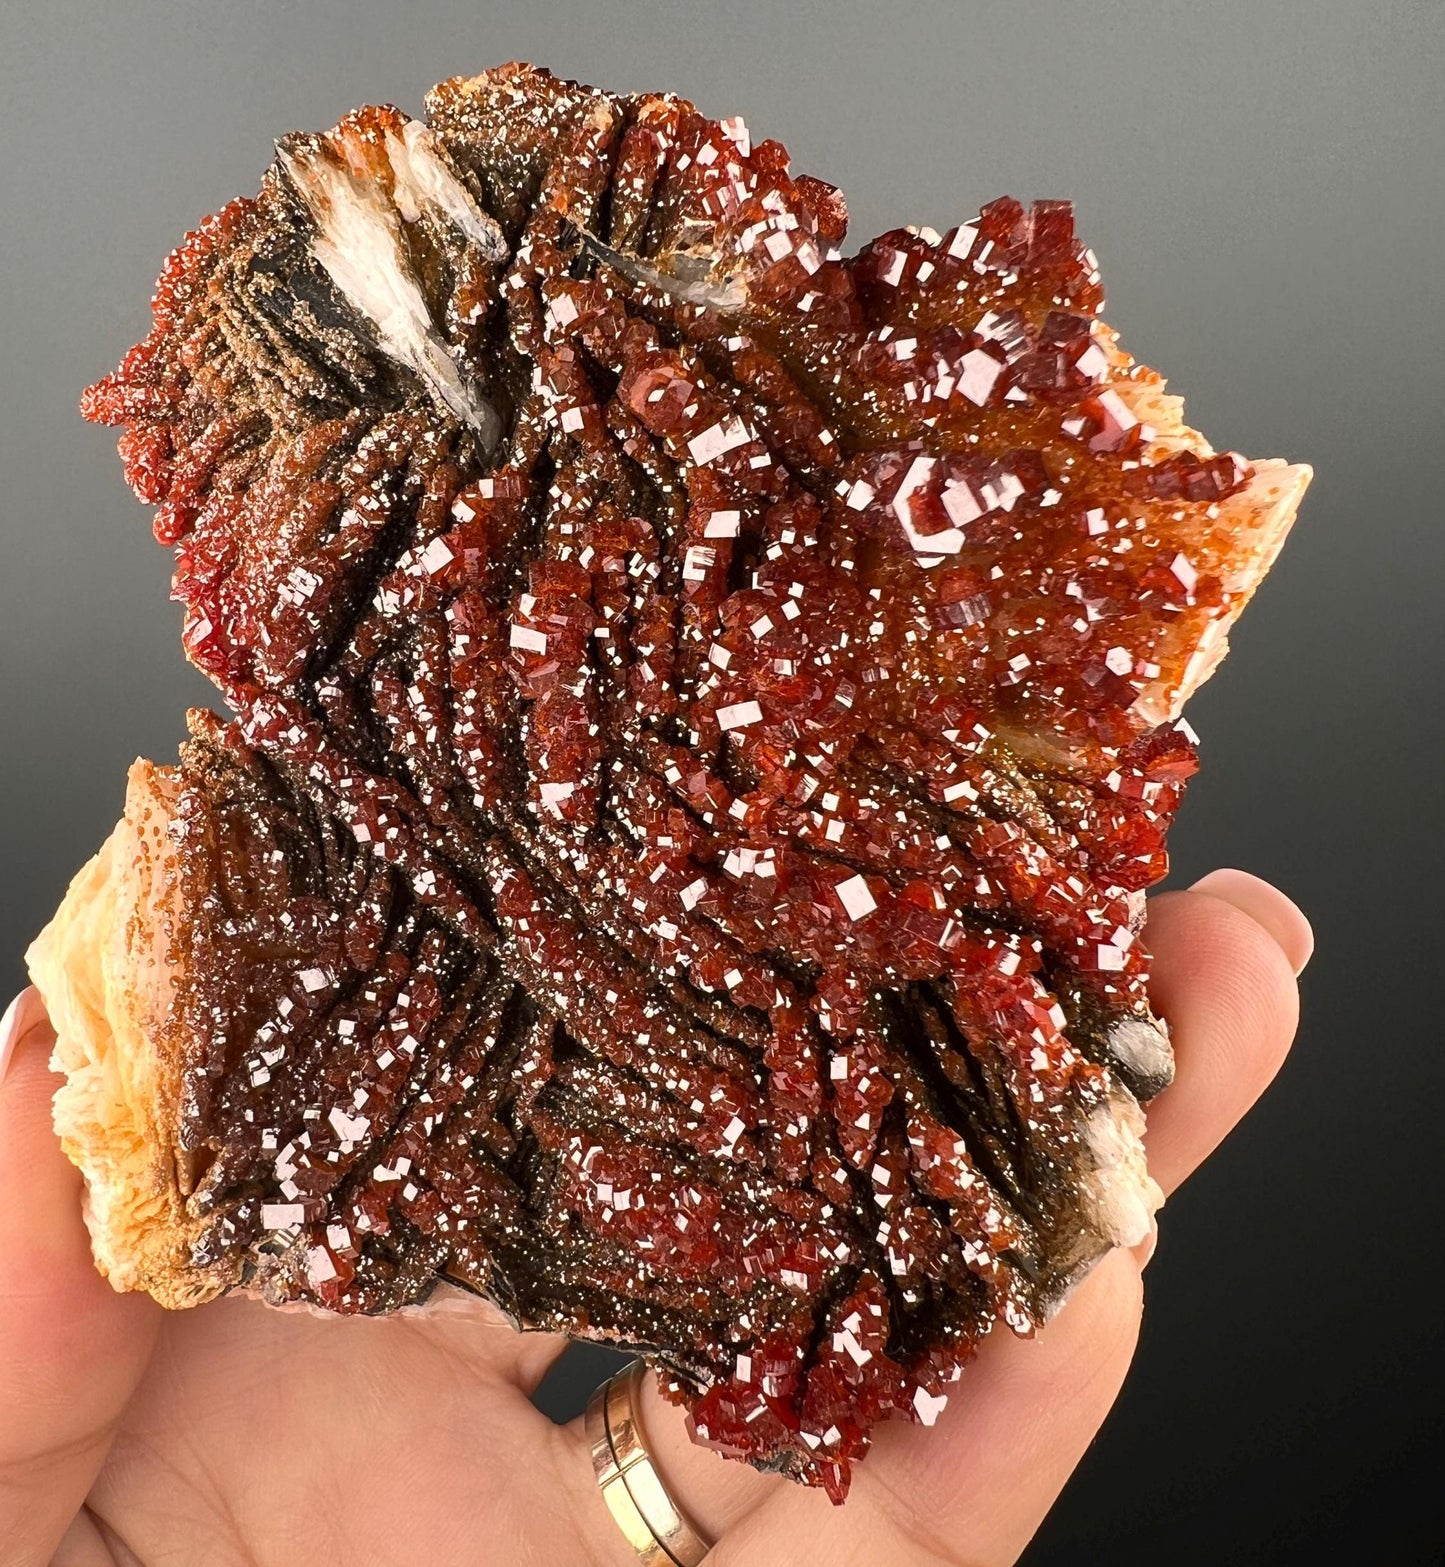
[1105,1013,1172,1091]
[578,228,750,314]
[382,120,508,259]
[1080,1089,1163,1248]
[279,139,502,448]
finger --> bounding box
[51,1509,127,1567]
[709,1250,1145,1567]
[408,1282,572,1394]
[1142,881,1303,1196]
[589,1367,785,1544]
[509,1330,577,1394]
[1188,868,1313,976]
[0,989,161,1567]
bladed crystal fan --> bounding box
[28,63,1308,1501]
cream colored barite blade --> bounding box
[26,761,227,1307]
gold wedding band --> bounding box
[585,1360,712,1566]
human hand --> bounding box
[0,868,1309,1567]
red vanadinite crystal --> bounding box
[78,63,1305,1497]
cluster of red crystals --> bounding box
[78,63,1295,1498]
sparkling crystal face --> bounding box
[80,63,1305,1500]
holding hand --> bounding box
[0,869,1308,1567]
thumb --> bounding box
[0,988,161,1567]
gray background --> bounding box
[2,1,1442,1560]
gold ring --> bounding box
[585,1360,712,1566]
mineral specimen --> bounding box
[29,62,1309,1501]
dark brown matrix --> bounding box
[81,62,1290,1499]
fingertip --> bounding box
[0,983,160,1363]
[1131,1217,1160,1271]
[0,988,159,1560]
[1142,888,1301,1194]
[0,986,52,1086]
[1188,868,1314,976]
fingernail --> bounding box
[1138,1218,1159,1269]
[0,990,31,1085]
[1189,869,1314,976]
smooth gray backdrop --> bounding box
[2,2,1441,1561]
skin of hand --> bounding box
[0,867,1310,1567]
